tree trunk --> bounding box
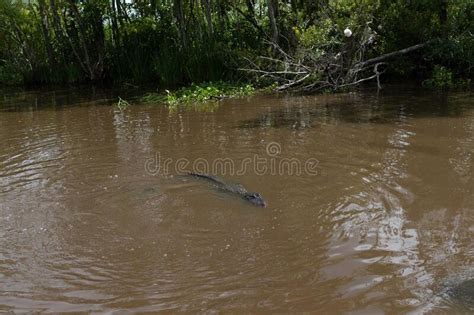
[267,0,279,45]
[246,0,255,16]
[217,0,228,32]
[64,0,105,81]
[90,2,105,80]
[174,0,187,49]
[110,0,121,47]
[230,4,266,37]
[439,0,448,25]
[202,0,213,35]
[439,0,448,38]
[66,0,94,79]
[49,0,90,76]
[37,0,56,69]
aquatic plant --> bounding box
[116,97,130,111]
[140,82,255,108]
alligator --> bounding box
[187,172,267,207]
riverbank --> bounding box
[131,79,471,110]
[1,81,471,114]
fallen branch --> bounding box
[241,40,428,93]
[340,63,386,89]
[274,73,311,91]
[355,43,427,69]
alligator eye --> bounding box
[250,195,259,201]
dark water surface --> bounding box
[0,87,473,313]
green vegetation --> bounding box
[423,65,471,89]
[0,0,472,93]
[141,82,254,108]
[116,96,130,111]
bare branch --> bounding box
[275,74,311,91]
[239,69,308,75]
[355,43,427,69]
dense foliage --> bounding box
[0,0,472,88]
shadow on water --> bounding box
[0,86,140,112]
[0,86,228,114]
[238,89,472,129]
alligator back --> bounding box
[186,172,266,207]
[187,172,226,186]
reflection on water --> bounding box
[0,86,473,313]
[239,90,467,129]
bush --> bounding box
[423,65,471,88]
[423,65,453,88]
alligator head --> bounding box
[244,192,267,207]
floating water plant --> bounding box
[140,82,255,108]
[116,97,130,111]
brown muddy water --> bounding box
[0,87,473,313]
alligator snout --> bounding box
[244,192,267,207]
